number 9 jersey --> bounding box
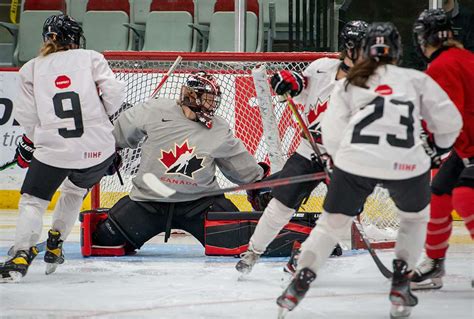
[14,49,125,169]
[322,64,462,180]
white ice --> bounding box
[0,209,472,318]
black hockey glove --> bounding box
[15,134,35,168]
[270,70,306,97]
[247,162,273,211]
[420,131,451,168]
[104,150,123,176]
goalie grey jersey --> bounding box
[14,49,125,169]
[322,64,462,180]
[293,57,341,160]
[113,98,264,202]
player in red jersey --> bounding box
[411,8,474,290]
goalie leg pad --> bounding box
[297,212,352,274]
[452,186,474,239]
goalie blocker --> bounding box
[79,209,323,257]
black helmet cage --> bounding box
[363,22,402,62]
[340,20,369,61]
[42,14,85,48]
[413,9,452,51]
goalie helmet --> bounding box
[180,71,221,129]
[42,14,84,47]
[413,9,452,53]
[362,22,402,61]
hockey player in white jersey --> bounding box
[84,72,268,256]
[236,20,369,275]
[0,14,125,282]
[277,22,462,318]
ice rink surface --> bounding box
[0,209,472,319]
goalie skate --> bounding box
[389,259,418,318]
[44,230,65,275]
[0,246,38,283]
[410,257,445,290]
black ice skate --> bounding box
[277,267,316,317]
[410,257,445,290]
[44,230,65,275]
[389,259,418,318]
[283,244,342,275]
[235,247,262,276]
[0,246,38,282]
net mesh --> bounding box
[97,52,399,242]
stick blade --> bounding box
[142,173,176,198]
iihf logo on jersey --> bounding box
[159,141,204,178]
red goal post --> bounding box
[94,52,398,249]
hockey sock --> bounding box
[52,179,88,240]
[14,194,49,251]
[452,186,474,240]
[426,194,453,259]
[297,212,352,274]
[395,205,430,270]
[249,198,295,253]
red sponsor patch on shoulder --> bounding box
[55,75,71,89]
[375,84,392,95]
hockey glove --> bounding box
[247,162,273,211]
[104,150,123,176]
[15,134,35,168]
[420,131,451,168]
[270,70,306,97]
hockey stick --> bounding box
[283,95,393,279]
[143,171,326,198]
[7,241,47,257]
[149,55,183,99]
[0,159,17,171]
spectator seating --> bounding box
[67,0,88,24]
[0,0,66,66]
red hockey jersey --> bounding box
[426,47,474,158]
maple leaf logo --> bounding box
[159,141,204,178]
[307,98,328,129]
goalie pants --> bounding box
[426,152,474,258]
[93,195,238,249]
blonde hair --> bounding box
[443,38,464,49]
[39,39,70,57]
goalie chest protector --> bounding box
[204,212,320,257]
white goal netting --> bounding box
[95,52,399,245]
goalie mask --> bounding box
[339,20,369,62]
[362,22,402,62]
[180,71,221,129]
[413,9,452,59]
[42,14,85,48]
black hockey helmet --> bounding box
[180,71,221,129]
[413,9,452,51]
[340,20,369,52]
[42,14,84,47]
[362,22,402,62]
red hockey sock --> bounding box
[426,194,453,259]
[452,186,474,240]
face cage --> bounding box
[180,86,221,128]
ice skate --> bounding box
[44,230,65,275]
[389,259,418,318]
[277,268,316,313]
[235,246,262,276]
[0,246,38,283]
[410,257,445,290]
[283,247,300,275]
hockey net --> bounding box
[94,52,398,249]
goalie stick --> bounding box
[149,55,183,99]
[284,95,392,279]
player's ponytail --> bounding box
[345,59,379,89]
[39,39,69,56]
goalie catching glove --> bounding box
[247,162,273,211]
[270,70,306,97]
[15,134,35,168]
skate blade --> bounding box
[410,277,443,290]
[277,306,289,319]
[0,271,23,283]
[45,263,59,275]
[390,304,412,318]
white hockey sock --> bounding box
[297,212,353,274]
[395,205,430,270]
[14,193,50,251]
[52,178,88,241]
[249,198,295,253]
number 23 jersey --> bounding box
[322,64,462,180]
[14,49,125,169]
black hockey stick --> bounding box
[0,159,17,171]
[285,95,392,279]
